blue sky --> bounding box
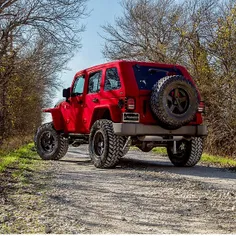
[54,0,123,103]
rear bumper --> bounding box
[113,123,207,137]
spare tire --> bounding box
[150,75,199,129]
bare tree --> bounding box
[101,0,185,63]
[0,0,88,146]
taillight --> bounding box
[198,101,205,113]
[125,97,135,110]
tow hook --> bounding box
[122,136,131,151]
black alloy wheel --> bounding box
[167,88,189,115]
[40,131,56,154]
[170,140,188,158]
[93,130,105,156]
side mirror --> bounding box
[62,87,70,100]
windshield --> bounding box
[133,65,182,90]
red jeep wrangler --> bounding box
[35,60,207,168]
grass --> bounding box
[0,143,49,234]
[152,147,236,167]
[0,143,40,175]
[152,147,168,155]
[0,135,33,154]
[200,153,236,167]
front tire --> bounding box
[35,123,69,160]
[89,119,124,168]
[167,137,204,167]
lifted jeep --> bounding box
[35,60,207,168]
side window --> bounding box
[72,75,85,95]
[88,71,102,94]
[104,68,121,91]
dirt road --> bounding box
[1,145,236,233]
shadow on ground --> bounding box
[63,149,236,181]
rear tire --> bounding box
[167,137,203,167]
[89,119,124,168]
[35,123,69,160]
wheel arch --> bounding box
[43,107,65,131]
[89,105,122,130]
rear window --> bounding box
[104,68,121,91]
[133,65,182,90]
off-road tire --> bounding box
[167,137,204,167]
[89,119,124,168]
[150,75,199,129]
[35,122,69,160]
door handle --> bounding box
[92,98,99,103]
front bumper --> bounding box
[113,123,207,137]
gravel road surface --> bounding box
[0,145,235,233]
